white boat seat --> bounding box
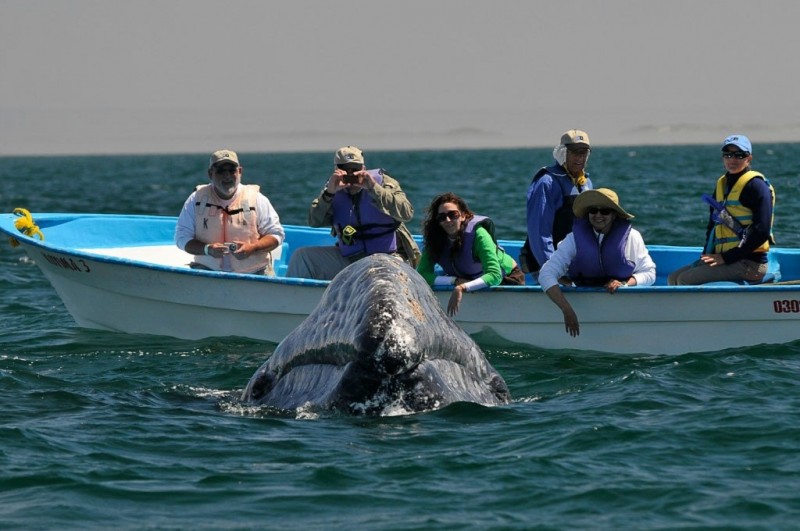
[81,245,194,268]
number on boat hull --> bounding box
[773,299,800,313]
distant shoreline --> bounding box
[3,108,799,158]
[3,139,800,159]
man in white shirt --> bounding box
[175,149,284,274]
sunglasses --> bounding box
[436,210,461,223]
[213,164,239,174]
[337,164,362,173]
[722,152,749,160]
[566,147,591,156]
[588,207,613,216]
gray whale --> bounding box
[241,254,510,415]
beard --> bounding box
[214,181,239,199]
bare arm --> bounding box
[545,285,580,337]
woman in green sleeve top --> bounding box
[418,193,524,316]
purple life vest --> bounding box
[437,215,493,279]
[567,218,635,286]
[331,169,399,258]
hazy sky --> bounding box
[2,0,799,156]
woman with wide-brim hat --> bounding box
[538,188,656,337]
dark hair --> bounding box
[421,192,474,262]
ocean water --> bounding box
[1,145,800,529]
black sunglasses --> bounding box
[213,164,239,174]
[722,152,749,160]
[588,207,613,215]
[566,146,591,155]
[436,210,461,223]
[337,164,362,173]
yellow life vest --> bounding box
[192,184,273,274]
[712,170,775,254]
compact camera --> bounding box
[342,173,360,185]
[224,242,237,252]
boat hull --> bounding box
[33,251,322,341]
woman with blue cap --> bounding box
[668,134,776,285]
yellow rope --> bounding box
[9,208,44,247]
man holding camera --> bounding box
[175,149,285,275]
[287,145,420,280]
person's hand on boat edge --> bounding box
[605,277,635,293]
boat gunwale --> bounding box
[4,213,800,294]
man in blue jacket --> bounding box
[520,129,594,280]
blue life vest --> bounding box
[522,163,592,271]
[437,215,494,279]
[543,167,587,249]
[331,169,400,258]
[567,218,635,286]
